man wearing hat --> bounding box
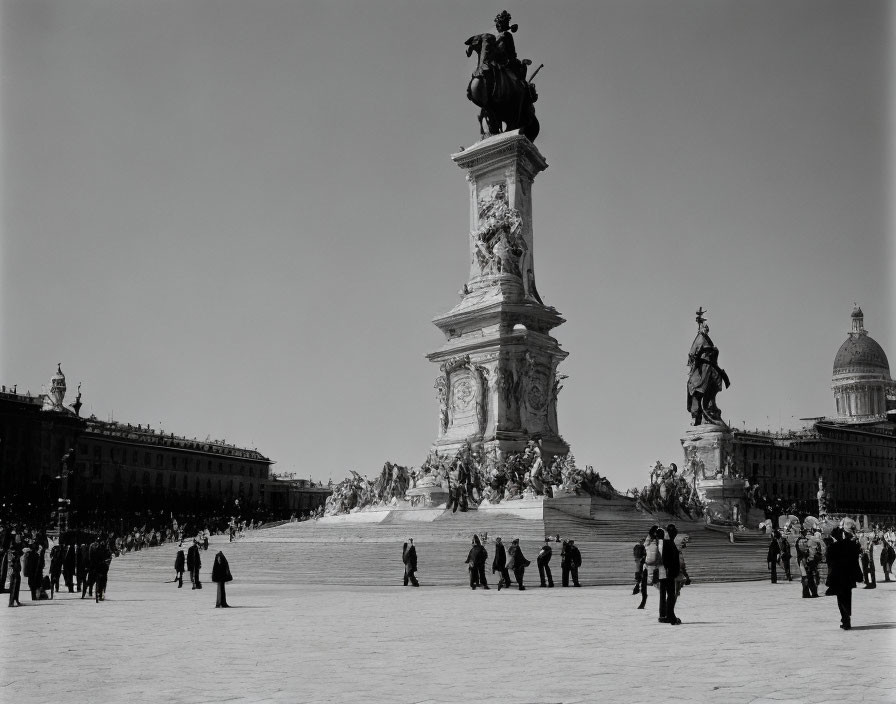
[825,526,862,629]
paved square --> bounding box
[2,539,894,704]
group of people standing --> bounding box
[1,528,115,607]
[631,524,689,625]
[767,519,895,630]
[401,535,584,590]
[173,540,233,608]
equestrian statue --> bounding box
[465,11,541,143]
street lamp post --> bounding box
[58,448,76,535]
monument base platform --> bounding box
[316,494,640,524]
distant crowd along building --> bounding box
[0,365,330,516]
[730,307,896,519]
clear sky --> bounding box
[2,1,892,489]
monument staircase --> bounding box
[104,509,771,588]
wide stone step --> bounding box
[103,515,772,588]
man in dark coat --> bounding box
[659,524,681,625]
[465,535,489,589]
[402,538,419,587]
[880,539,895,582]
[492,537,511,591]
[567,539,582,587]
[22,546,38,600]
[825,527,863,630]
[187,540,202,589]
[78,542,92,597]
[767,532,781,584]
[507,537,529,590]
[174,549,186,588]
[537,539,554,588]
[91,537,110,602]
[560,539,571,587]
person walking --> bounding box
[632,539,646,595]
[492,537,511,591]
[7,551,21,607]
[174,549,186,588]
[91,537,110,602]
[78,542,92,598]
[211,551,232,608]
[658,525,681,625]
[465,535,489,589]
[537,539,554,588]
[402,538,419,587]
[767,531,781,584]
[48,544,62,596]
[795,530,819,599]
[187,540,202,589]
[507,537,530,590]
[880,537,895,582]
[778,532,793,581]
[21,546,37,601]
[860,534,876,589]
[560,539,571,587]
[824,526,862,630]
[567,539,582,587]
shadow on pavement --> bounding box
[850,623,896,631]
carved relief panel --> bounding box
[440,356,489,441]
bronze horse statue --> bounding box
[465,33,540,143]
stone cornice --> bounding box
[426,330,568,364]
[451,130,548,180]
[432,298,564,329]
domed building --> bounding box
[832,306,894,423]
[728,306,896,521]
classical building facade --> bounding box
[728,307,895,518]
[0,365,335,516]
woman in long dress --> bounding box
[211,551,232,608]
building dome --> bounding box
[831,307,893,423]
[833,334,890,375]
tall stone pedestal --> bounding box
[681,424,746,526]
[427,131,569,460]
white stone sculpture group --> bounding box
[322,441,619,517]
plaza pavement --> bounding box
[1,536,894,704]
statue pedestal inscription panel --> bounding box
[428,131,569,460]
